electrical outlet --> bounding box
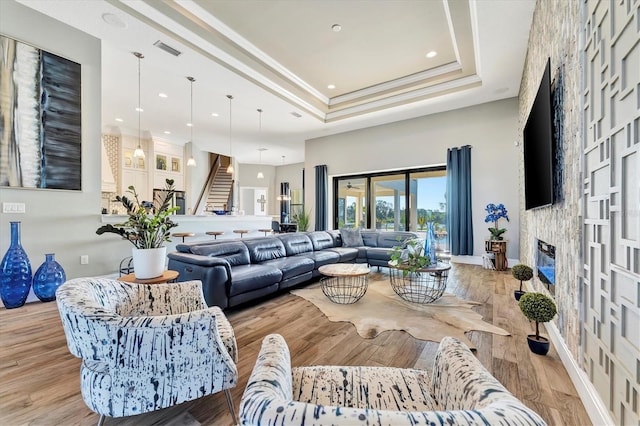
[80,255,89,265]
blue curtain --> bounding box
[315,165,328,231]
[446,146,473,255]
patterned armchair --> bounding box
[56,278,238,425]
[240,334,546,426]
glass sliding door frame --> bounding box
[333,165,445,231]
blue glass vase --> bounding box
[33,253,66,302]
[0,222,32,308]
[425,221,437,265]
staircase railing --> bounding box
[193,154,220,215]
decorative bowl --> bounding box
[213,210,227,215]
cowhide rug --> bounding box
[291,273,509,349]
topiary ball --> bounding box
[512,264,534,281]
[519,292,557,323]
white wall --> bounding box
[0,2,109,295]
[305,98,521,261]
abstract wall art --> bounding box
[0,35,82,190]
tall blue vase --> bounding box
[0,222,32,308]
[425,221,437,265]
[33,253,66,302]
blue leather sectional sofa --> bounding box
[167,230,416,309]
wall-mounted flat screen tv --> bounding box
[523,59,554,210]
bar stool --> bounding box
[172,232,195,243]
[233,229,249,238]
[206,231,224,240]
[258,228,272,236]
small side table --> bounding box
[119,270,179,284]
[485,240,507,271]
[318,264,370,304]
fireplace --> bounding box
[536,239,555,295]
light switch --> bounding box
[2,202,26,213]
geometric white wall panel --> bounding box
[582,0,640,424]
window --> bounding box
[333,167,446,246]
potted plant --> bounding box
[388,239,448,303]
[388,238,431,275]
[512,263,533,301]
[96,179,179,279]
[484,203,509,240]
[518,292,557,355]
[292,209,311,232]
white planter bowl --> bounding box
[132,247,167,279]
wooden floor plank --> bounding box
[0,263,589,425]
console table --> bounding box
[485,240,507,271]
[119,270,179,284]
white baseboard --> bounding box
[523,283,614,425]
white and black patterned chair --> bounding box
[239,334,546,426]
[56,277,238,425]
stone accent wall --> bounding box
[521,1,639,424]
[518,0,582,354]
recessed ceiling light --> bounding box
[426,51,437,58]
[115,118,123,122]
[102,13,126,28]
[135,107,143,112]
[158,93,168,98]
[164,130,171,134]
[211,113,219,117]
[327,84,336,89]
[187,123,193,127]
[331,24,342,32]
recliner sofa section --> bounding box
[167,230,416,309]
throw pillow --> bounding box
[340,228,364,247]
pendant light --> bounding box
[226,95,234,174]
[256,108,264,179]
[133,52,145,159]
[186,76,196,167]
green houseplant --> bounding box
[518,292,557,355]
[388,238,431,275]
[292,209,311,232]
[511,263,533,301]
[96,178,179,278]
[388,238,448,303]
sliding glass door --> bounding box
[333,167,446,244]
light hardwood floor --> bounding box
[0,263,591,425]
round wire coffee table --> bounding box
[388,262,451,304]
[318,264,370,304]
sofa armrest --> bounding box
[167,252,232,309]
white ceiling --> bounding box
[17,0,535,166]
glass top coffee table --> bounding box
[318,263,370,304]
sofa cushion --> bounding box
[325,247,358,262]
[294,250,340,269]
[242,237,287,263]
[377,231,417,248]
[260,257,315,281]
[190,242,250,266]
[361,230,378,247]
[340,228,364,247]
[278,233,314,255]
[228,264,282,296]
[292,366,438,412]
[365,247,394,262]
[307,231,336,250]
